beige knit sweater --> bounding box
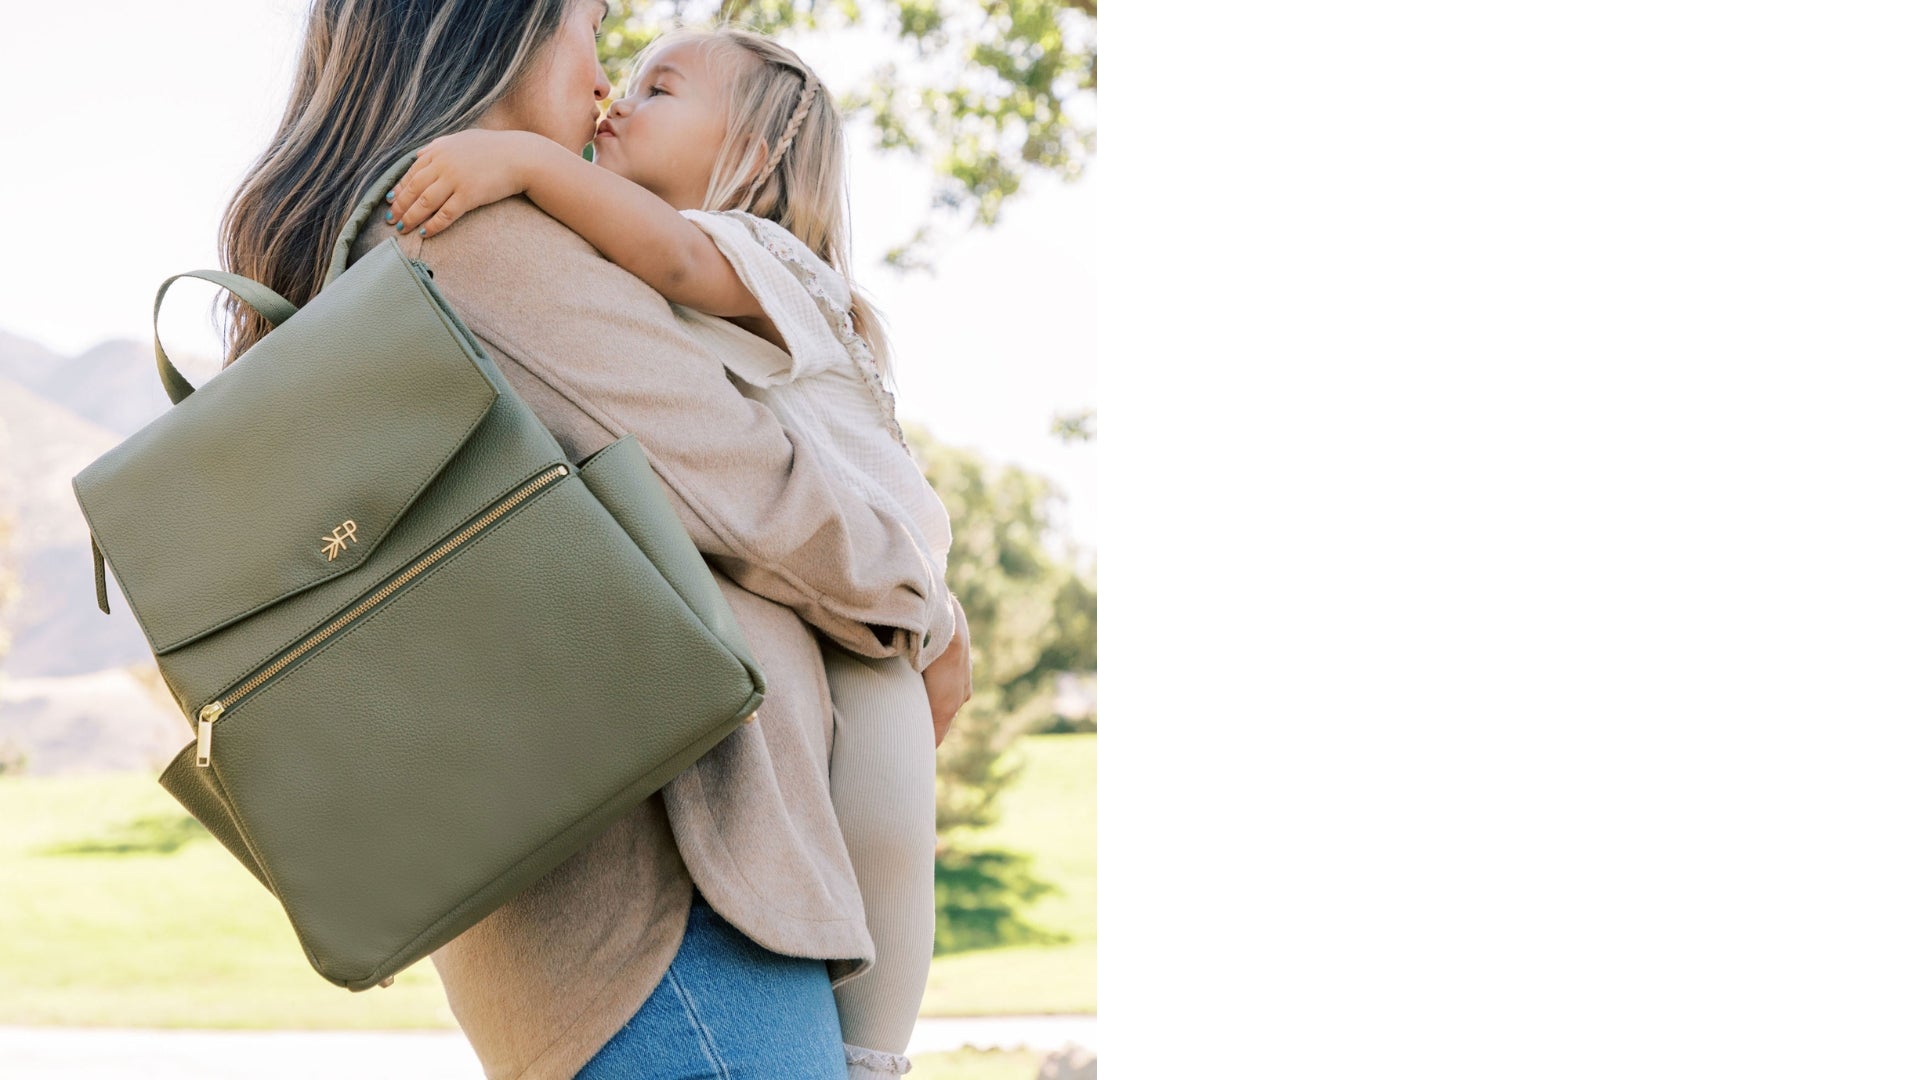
[346,196,956,1079]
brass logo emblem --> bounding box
[322,520,359,561]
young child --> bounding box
[385,24,956,1079]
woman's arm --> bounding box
[388,129,768,322]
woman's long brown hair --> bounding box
[215,0,574,367]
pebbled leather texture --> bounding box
[574,434,760,680]
[84,151,766,992]
[73,242,500,656]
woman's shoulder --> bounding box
[354,195,686,328]
[430,195,603,267]
[349,194,593,272]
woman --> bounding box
[215,2,973,1078]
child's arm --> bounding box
[387,129,768,322]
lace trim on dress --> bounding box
[844,1042,914,1074]
[719,210,910,452]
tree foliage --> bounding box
[600,0,1097,268]
[903,422,1095,843]
[1049,406,1095,444]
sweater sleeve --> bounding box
[404,196,947,660]
[677,210,847,386]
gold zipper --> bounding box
[195,463,570,768]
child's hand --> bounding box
[923,597,972,748]
[386,129,546,240]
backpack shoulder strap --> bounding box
[324,147,428,289]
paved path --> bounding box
[0,1015,1096,1078]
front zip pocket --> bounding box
[194,462,571,768]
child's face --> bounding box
[592,40,734,210]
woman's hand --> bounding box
[922,598,973,748]
[387,129,553,240]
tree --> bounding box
[903,422,1096,952]
[1049,406,1095,444]
[601,0,1097,268]
[1033,404,1095,728]
[902,422,1093,840]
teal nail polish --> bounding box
[384,210,393,222]
[394,219,404,230]
[385,190,394,202]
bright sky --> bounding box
[0,1,1096,559]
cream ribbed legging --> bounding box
[822,646,937,1079]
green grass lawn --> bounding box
[0,732,1094,1027]
[923,732,1096,1016]
[0,770,460,1028]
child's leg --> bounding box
[822,647,937,1078]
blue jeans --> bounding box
[573,888,848,1079]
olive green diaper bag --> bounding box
[68,152,765,992]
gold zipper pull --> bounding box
[196,701,225,768]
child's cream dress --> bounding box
[675,208,955,1080]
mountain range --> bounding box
[0,329,203,775]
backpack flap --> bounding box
[71,242,498,656]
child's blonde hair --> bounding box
[623,25,895,382]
